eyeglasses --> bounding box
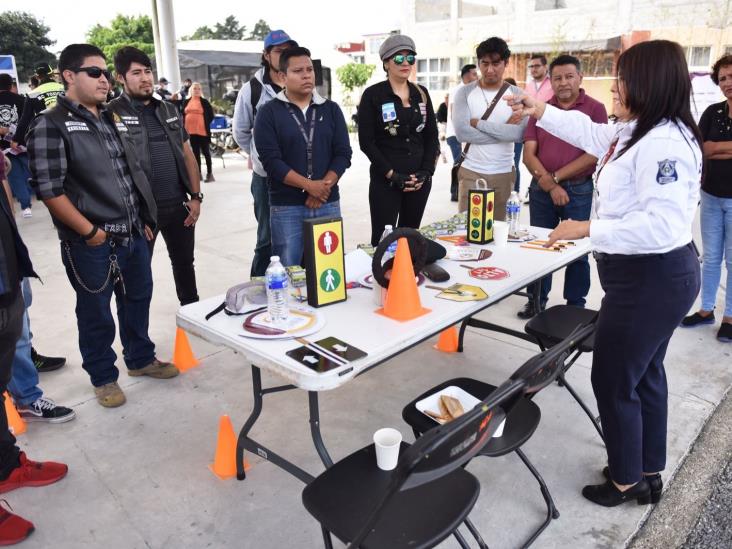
[73,66,112,81]
[392,54,416,66]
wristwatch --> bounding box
[190,192,204,202]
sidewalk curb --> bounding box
[627,385,732,548]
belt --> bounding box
[559,177,592,186]
[593,242,694,262]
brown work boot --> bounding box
[128,359,179,379]
[94,382,126,408]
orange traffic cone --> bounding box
[3,393,26,436]
[377,237,431,321]
[173,327,199,372]
[434,326,459,353]
[209,415,250,479]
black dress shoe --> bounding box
[602,467,663,503]
[582,478,651,507]
[517,302,544,320]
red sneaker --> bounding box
[0,502,34,545]
[0,453,68,494]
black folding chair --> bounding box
[402,323,595,548]
[301,376,525,548]
[524,305,604,442]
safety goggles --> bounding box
[74,66,112,81]
[392,54,416,66]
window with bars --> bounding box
[686,46,711,67]
[417,57,451,92]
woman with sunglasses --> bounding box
[357,34,439,246]
[508,40,701,508]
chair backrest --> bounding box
[511,321,596,395]
[346,377,524,548]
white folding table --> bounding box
[177,228,592,483]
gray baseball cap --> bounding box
[379,34,417,61]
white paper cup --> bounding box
[372,282,387,306]
[493,221,509,247]
[373,428,402,470]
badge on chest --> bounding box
[381,102,397,123]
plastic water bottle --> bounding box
[381,224,397,260]
[265,256,289,325]
[506,191,521,236]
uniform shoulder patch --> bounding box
[656,159,678,184]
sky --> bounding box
[23,0,400,54]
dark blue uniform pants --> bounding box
[592,243,699,484]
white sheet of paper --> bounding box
[344,249,373,283]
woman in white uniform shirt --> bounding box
[508,40,702,507]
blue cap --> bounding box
[264,30,296,49]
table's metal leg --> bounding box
[309,391,334,468]
[236,366,263,480]
[457,318,469,352]
[531,279,542,312]
[236,365,317,484]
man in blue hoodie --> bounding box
[254,46,352,267]
[233,30,297,276]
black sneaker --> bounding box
[17,397,76,423]
[31,347,66,373]
[517,301,545,320]
[681,312,715,327]
[718,322,732,343]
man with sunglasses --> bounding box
[27,44,177,409]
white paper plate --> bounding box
[415,386,505,437]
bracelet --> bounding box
[82,225,99,241]
[551,172,560,185]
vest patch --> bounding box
[165,116,178,123]
[65,121,89,132]
[120,115,140,125]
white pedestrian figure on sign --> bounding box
[323,231,333,254]
[325,269,336,291]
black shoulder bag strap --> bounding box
[455,81,510,169]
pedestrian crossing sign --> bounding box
[467,189,495,244]
[304,216,347,307]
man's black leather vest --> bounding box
[107,94,193,195]
[43,98,157,240]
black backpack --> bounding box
[250,77,262,117]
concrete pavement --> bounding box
[9,142,732,548]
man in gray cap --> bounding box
[357,33,440,245]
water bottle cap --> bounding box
[270,255,280,262]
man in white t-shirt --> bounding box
[453,37,527,217]
[446,64,478,165]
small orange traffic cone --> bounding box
[377,237,431,321]
[3,393,26,436]
[173,327,199,372]
[209,415,250,479]
[434,326,459,353]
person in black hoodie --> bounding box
[181,83,215,182]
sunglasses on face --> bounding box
[392,54,416,65]
[74,66,112,81]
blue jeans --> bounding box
[513,142,523,193]
[270,201,341,267]
[61,235,156,387]
[250,172,272,277]
[446,136,462,164]
[528,177,593,307]
[700,190,732,316]
[6,154,32,210]
[7,279,42,406]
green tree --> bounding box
[336,63,376,93]
[184,15,247,41]
[0,11,56,81]
[248,19,271,41]
[87,14,154,71]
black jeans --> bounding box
[0,292,25,479]
[149,203,199,305]
[368,177,432,246]
[189,134,212,175]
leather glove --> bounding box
[387,172,410,190]
[414,170,431,183]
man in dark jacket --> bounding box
[27,44,178,408]
[109,46,203,306]
[254,47,352,267]
[0,74,33,217]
